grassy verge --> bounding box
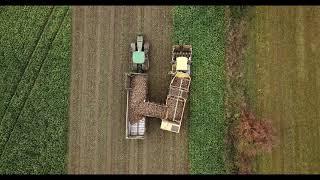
[173,6,227,174]
[0,6,70,174]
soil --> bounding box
[68,6,189,174]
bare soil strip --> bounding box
[68,6,189,174]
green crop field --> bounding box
[0,6,70,174]
[173,6,227,174]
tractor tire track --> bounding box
[69,6,189,174]
[0,7,54,124]
[0,7,69,159]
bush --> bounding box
[232,108,275,173]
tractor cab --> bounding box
[130,35,149,73]
[169,45,192,76]
[170,56,191,75]
[132,51,145,64]
[176,56,189,73]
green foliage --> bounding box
[0,6,70,174]
[173,6,227,174]
[229,6,250,20]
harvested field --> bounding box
[68,6,189,174]
[245,6,320,173]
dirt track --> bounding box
[68,6,189,174]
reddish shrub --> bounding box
[232,109,275,173]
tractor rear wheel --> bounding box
[144,59,149,71]
[143,42,149,51]
[143,42,149,71]
[132,63,137,72]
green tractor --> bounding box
[130,35,149,73]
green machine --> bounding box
[130,35,149,73]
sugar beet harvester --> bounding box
[125,34,192,139]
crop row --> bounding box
[0,6,70,174]
[173,6,227,174]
